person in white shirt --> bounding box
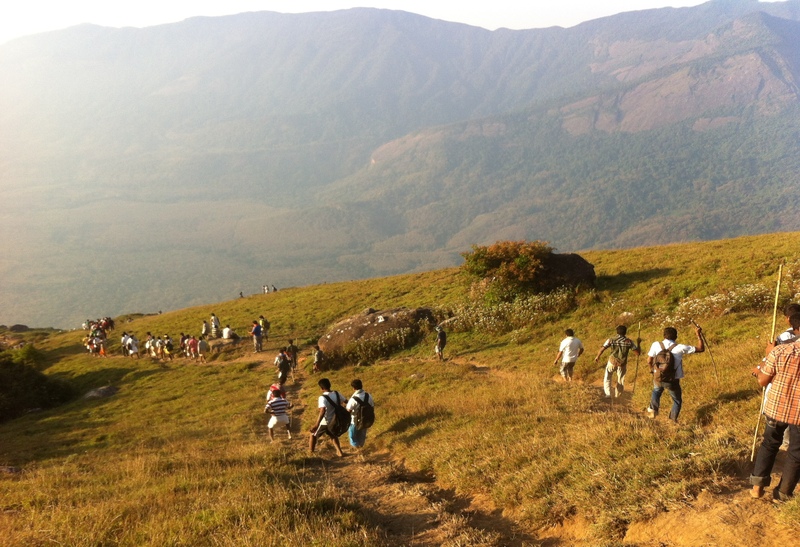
[646,326,704,422]
[553,329,584,382]
[346,379,375,448]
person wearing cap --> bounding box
[265,388,292,442]
[435,326,447,361]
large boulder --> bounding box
[538,253,596,292]
[319,307,436,366]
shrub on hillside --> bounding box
[461,240,595,304]
[461,241,554,302]
[448,287,577,334]
[0,352,76,422]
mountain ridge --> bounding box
[3,1,800,327]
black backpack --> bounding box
[322,392,350,437]
[352,393,375,430]
[653,342,677,383]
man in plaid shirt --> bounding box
[594,325,641,398]
[751,313,800,501]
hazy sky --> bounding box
[1,1,748,45]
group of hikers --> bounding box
[80,317,116,357]
[554,302,800,503]
[263,374,375,455]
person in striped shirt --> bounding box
[265,389,292,442]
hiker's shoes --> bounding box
[751,486,764,499]
[646,407,655,419]
[773,489,791,504]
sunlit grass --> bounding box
[3,232,800,543]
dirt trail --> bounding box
[246,348,797,546]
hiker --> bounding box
[767,303,799,448]
[267,379,287,402]
[259,315,270,341]
[309,378,345,457]
[120,332,130,357]
[435,326,447,361]
[346,379,375,448]
[313,344,326,373]
[239,291,244,298]
[594,325,641,398]
[553,329,584,382]
[750,313,800,501]
[127,334,139,359]
[275,348,292,383]
[287,339,298,370]
[646,325,704,422]
[163,334,174,360]
[210,313,220,339]
[250,320,263,353]
[265,388,292,442]
[186,335,199,360]
[222,325,239,340]
[201,320,209,339]
[197,336,209,363]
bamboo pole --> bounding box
[632,321,641,395]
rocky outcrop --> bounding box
[319,307,436,366]
[538,253,596,292]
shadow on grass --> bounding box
[596,268,672,291]
[383,409,452,435]
[695,389,757,426]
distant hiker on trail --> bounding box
[265,389,292,442]
[201,320,209,339]
[346,379,375,449]
[595,325,641,398]
[313,345,326,373]
[646,325,704,422]
[120,332,130,357]
[127,334,139,359]
[210,313,220,339]
[263,285,268,294]
[250,320,263,353]
[309,378,345,457]
[435,326,447,361]
[187,335,199,360]
[222,325,239,340]
[750,313,800,501]
[275,348,292,383]
[267,379,287,402]
[272,285,278,292]
[162,334,174,361]
[197,336,209,363]
[287,339,298,370]
[554,329,584,382]
[259,315,270,341]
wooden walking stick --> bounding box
[750,262,784,462]
[690,319,719,385]
[632,321,641,395]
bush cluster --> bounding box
[461,240,555,302]
[0,351,75,422]
[653,283,773,325]
[448,288,577,334]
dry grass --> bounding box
[2,232,800,544]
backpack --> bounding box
[352,393,375,430]
[652,342,677,383]
[322,392,350,437]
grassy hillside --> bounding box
[2,233,800,545]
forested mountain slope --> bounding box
[2,0,800,327]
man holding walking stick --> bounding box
[750,314,800,501]
[646,325,704,423]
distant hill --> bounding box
[2,0,800,327]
